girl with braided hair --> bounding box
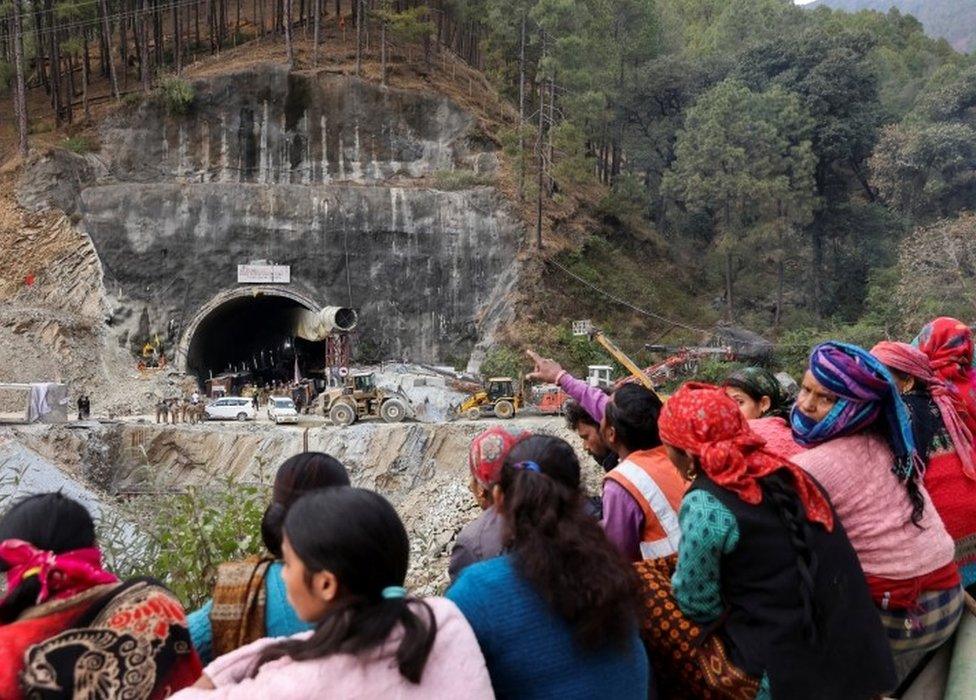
[791,342,962,680]
[634,382,894,700]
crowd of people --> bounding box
[3,315,976,698]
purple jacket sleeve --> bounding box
[558,373,609,423]
[601,479,644,562]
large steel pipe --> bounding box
[292,306,358,341]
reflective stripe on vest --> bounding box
[612,459,682,559]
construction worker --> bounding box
[525,350,685,560]
[77,394,91,421]
[155,399,169,424]
[599,384,688,561]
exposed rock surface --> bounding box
[17,65,524,376]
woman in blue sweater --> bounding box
[188,452,350,663]
[447,435,650,699]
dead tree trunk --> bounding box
[517,13,525,200]
[173,0,182,73]
[535,31,545,250]
[81,33,91,119]
[11,0,28,157]
[355,0,362,76]
[140,0,151,92]
[284,0,294,64]
[312,0,321,65]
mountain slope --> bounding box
[806,0,976,52]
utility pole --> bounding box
[11,0,28,157]
[355,0,362,76]
[99,0,120,100]
[535,31,545,250]
[518,13,525,200]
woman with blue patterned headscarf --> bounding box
[790,342,922,482]
[790,341,962,682]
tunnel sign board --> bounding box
[237,264,291,284]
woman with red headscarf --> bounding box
[634,383,894,700]
[915,317,976,420]
[872,340,976,591]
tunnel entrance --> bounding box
[180,288,325,388]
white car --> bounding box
[204,397,257,422]
[267,396,299,424]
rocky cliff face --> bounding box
[18,64,522,377]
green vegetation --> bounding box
[61,134,93,154]
[132,473,269,607]
[808,0,976,54]
[157,75,196,116]
[433,169,494,190]
[447,0,976,358]
[0,465,272,611]
[480,345,524,379]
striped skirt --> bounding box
[878,585,964,655]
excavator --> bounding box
[457,377,522,420]
[571,320,660,399]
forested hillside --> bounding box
[806,0,976,53]
[453,0,976,358]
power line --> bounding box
[545,258,711,336]
[0,0,213,41]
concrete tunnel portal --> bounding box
[178,287,357,386]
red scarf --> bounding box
[916,317,976,424]
[872,340,976,481]
[0,539,118,606]
[659,383,834,531]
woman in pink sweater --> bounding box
[172,487,494,699]
[789,342,962,683]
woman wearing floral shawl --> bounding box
[0,492,202,698]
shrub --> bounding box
[157,75,195,116]
[479,344,523,379]
[433,169,493,191]
[135,474,270,608]
[0,460,271,611]
[62,135,93,154]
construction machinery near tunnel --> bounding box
[319,371,414,427]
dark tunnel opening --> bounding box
[186,295,324,388]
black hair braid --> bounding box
[762,476,820,644]
[905,476,926,528]
[0,577,43,624]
